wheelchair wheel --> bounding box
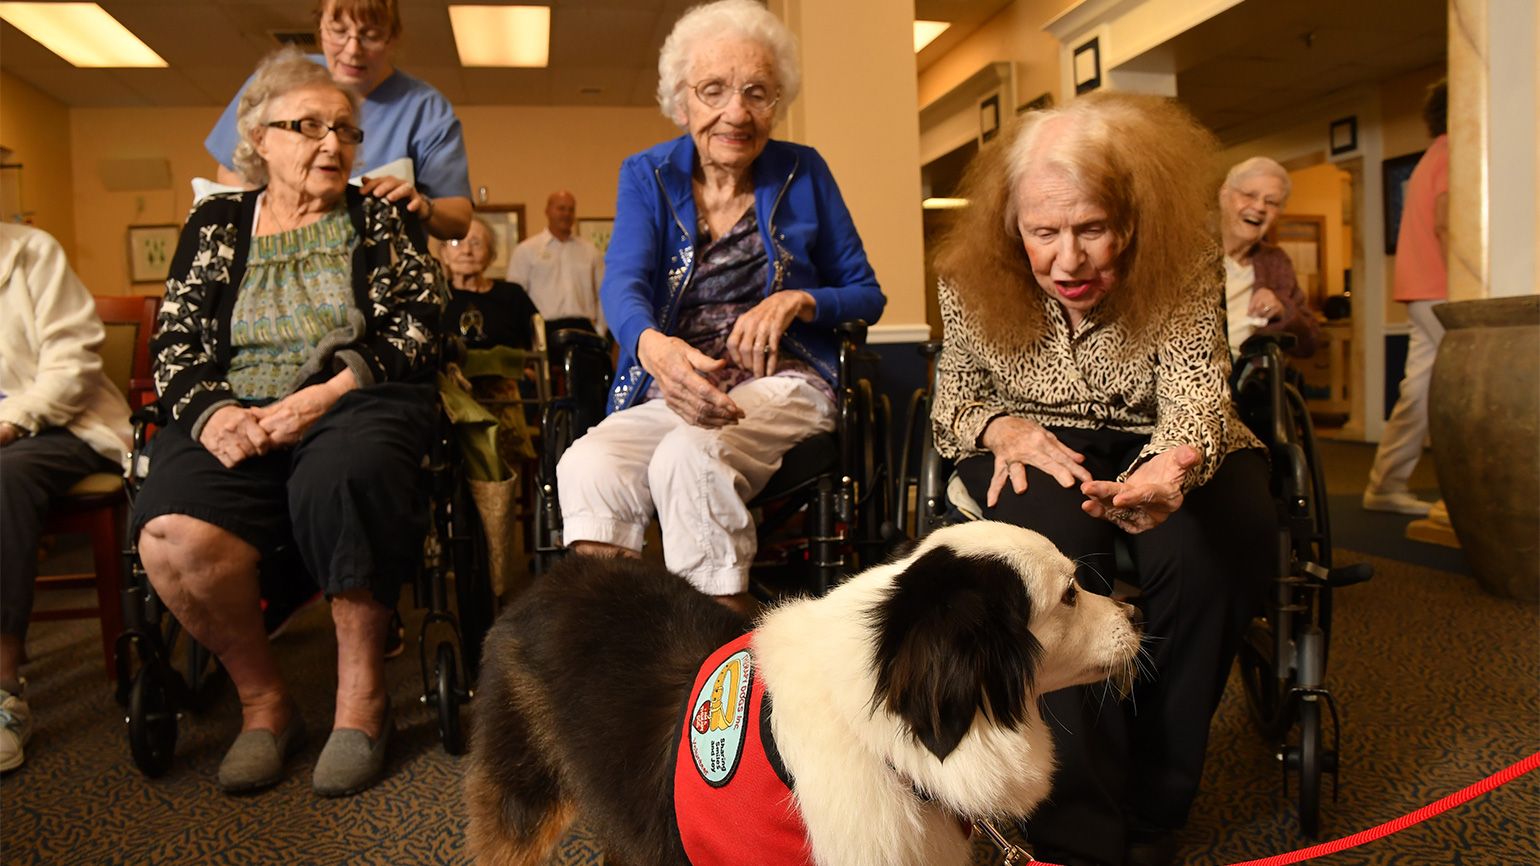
[449,475,492,678]
[1237,616,1286,737]
[127,665,178,777]
[1297,697,1323,837]
[433,641,465,756]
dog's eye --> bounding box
[1061,582,1078,606]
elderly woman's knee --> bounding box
[555,432,621,495]
[139,514,254,569]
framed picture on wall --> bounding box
[475,204,525,279]
[577,217,615,256]
[127,224,179,284]
[979,93,1000,143]
[1073,38,1101,94]
[1381,150,1424,255]
[1329,116,1358,155]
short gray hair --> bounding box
[655,0,800,126]
[232,46,360,186]
[1223,156,1292,201]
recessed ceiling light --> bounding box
[448,5,549,68]
[0,2,166,67]
[914,20,950,54]
[922,197,969,210]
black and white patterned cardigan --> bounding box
[932,251,1263,492]
[150,187,445,438]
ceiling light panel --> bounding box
[0,2,166,67]
[449,5,550,68]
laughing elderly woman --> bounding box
[132,47,442,796]
[931,93,1274,866]
[555,0,884,612]
[1218,156,1320,358]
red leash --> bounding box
[1014,751,1539,866]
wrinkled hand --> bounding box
[358,175,432,220]
[199,405,274,468]
[638,329,744,428]
[1080,444,1201,533]
[979,415,1092,507]
[250,380,347,447]
[1248,287,1283,321]
[725,290,814,379]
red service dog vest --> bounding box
[673,632,814,866]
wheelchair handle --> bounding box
[1239,332,1299,354]
[835,319,869,346]
[552,328,608,354]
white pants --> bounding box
[556,376,837,595]
[1368,300,1445,494]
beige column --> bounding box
[770,0,928,332]
[1447,0,1539,300]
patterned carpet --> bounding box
[2,545,1535,865]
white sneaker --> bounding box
[1362,490,1433,516]
[0,687,32,773]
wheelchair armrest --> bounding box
[835,319,869,346]
[552,328,608,356]
[1239,332,1298,356]
[131,402,165,429]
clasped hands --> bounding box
[198,377,352,468]
[638,291,814,429]
[980,415,1200,534]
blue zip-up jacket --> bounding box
[601,135,885,414]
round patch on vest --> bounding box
[687,648,755,787]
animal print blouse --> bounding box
[931,255,1262,491]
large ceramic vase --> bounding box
[1428,296,1539,602]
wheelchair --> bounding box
[1229,333,1372,837]
[115,375,496,775]
[892,334,1372,837]
[531,321,892,597]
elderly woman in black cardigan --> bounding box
[133,48,443,797]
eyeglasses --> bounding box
[320,23,389,50]
[445,238,486,250]
[691,79,780,113]
[266,119,365,145]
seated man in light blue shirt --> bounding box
[206,0,472,240]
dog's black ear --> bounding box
[868,545,1041,761]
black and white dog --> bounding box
[464,521,1141,866]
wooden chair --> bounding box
[34,294,159,681]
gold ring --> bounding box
[762,345,772,354]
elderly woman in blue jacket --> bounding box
[556,0,884,612]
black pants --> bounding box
[1,430,119,639]
[131,382,437,608]
[956,427,1273,865]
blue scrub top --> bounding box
[205,53,472,201]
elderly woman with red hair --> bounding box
[931,93,1275,866]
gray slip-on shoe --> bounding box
[218,713,307,793]
[312,700,392,797]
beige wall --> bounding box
[1,71,77,254]
[917,0,1073,113]
[778,0,928,330]
[60,104,678,296]
[458,105,679,235]
[68,107,221,296]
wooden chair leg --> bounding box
[87,506,126,680]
